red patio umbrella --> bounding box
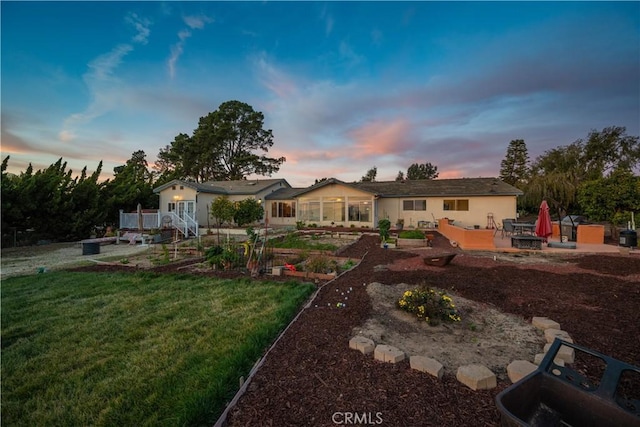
[535,200,553,242]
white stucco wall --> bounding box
[377,195,518,228]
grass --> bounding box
[1,271,315,426]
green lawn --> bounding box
[1,271,315,426]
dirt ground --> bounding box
[5,232,639,426]
[0,241,152,278]
[358,282,544,379]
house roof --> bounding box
[290,177,522,199]
[355,177,523,197]
[155,177,522,199]
[154,178,290,195]
[264,187,306,200]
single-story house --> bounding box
[149,177,522,235]
[153,178,292,235]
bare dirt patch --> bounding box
[355,282,545,378]
[1,242,151,278]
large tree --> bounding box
[523,126,639,220]
[499,139,529,187]
[406,162,439,180]
[103,150,157,225]
[157,101,286,182]
[361,166,377,182]
[578,168,640,226]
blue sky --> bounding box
[2,1,639,187]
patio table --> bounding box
[513,222,536,235]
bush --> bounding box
[305,255,333,273]
[398,230,426,239]
[397,287,461,326]
[378,219,391,241]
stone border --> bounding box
[348,315,575,391]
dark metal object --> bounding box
[496,339,640,427]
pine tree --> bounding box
[499,139,529,187]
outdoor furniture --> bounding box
[511,235,544,250]
[80,237,117,255]
[500,218,516,238]
[513,222,536,235]
[423,253,457,266]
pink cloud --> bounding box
[438,169,464,179]
[348,118,412,158]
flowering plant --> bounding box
[397,287,461,325]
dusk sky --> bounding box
[2,1,639,187]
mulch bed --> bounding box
[68,233,640,426]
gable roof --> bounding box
[154,178,290,195]
[292,178,373,197]
[264,187,306,200]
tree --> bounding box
[361,166,377,182]
[582,126,640,179]
[210,196,235,228]
[499,139,529,187]
[523,126,639,217]
[234,199,264,227]
[157,100,286,182]
[524,143,584,220]
[103,150,157,225]
[578,168,640,228]
[395,171,404,182]
[68,163,106,240]
[406,162,438,180]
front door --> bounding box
[177,201,195,220]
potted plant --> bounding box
[395,218,405,231]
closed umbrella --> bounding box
[535,200,553,242]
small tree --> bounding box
[378,219,391,242]
[234,199,264,227]
[210,196,235,228]
[210,196,236,244]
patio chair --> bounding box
[501,218,516,238]
[492,218,503,237]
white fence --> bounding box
[119,210,198,237]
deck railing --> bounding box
[119,210,198,237]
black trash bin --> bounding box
[619,229,638,248]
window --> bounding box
[168,202,175,212]
[323,198,345,222]
[348,197,371,222]
[299,199,320,222]
[443,199,469,211]
[271,201,296,218]
[403,199,427,211]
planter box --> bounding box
[282,270,337,280]
[396,238,427,248]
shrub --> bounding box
[398,230,426,239]
[397,287,461,326]
[305,255,332,273]
[378,219,391,241]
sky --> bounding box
[2,1,639,187]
